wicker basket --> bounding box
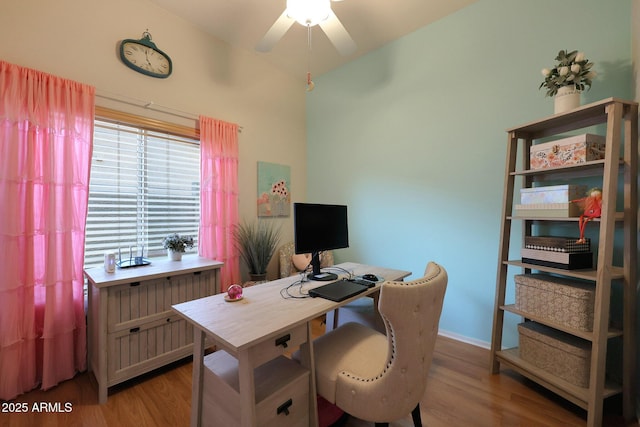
[518,322,590,387]
[515,274,595,331]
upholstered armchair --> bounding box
[278,241,334,278]
[311,262,448,426]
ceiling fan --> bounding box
[256,0,357,56]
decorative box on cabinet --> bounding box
[84,255,223,403]
[490,98,638,427]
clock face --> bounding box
[119,40,172,78]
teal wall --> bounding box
[306,0,633,347]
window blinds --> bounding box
[84,120,200,267]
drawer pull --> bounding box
[276,399,293,416]
[166,318,171,323]
[193,271,201,276]
[130,282,140,287]
[130,327,140,333]
[275,334,291,349]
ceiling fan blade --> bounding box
[256,10,295,52]
[318,10,356,56]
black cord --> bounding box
[322,265,353,279]
[279,252,354,299]
[280,270,313,299]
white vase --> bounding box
[554,86,580,114]
[168,249,183,261]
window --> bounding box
[84,113,200,268]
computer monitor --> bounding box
[293,202,349,281]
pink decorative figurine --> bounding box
[571,187,602,243]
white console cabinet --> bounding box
[84,255,222,403]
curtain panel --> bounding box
[0,61,94,399]
[198,116,240,292]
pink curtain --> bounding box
[198,116,240,292]
[0,61,94,399]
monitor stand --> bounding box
[307,251,337,281]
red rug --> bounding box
[317,395,345,427]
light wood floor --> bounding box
[0,332,634,427]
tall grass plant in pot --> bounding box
[233,220,281,281]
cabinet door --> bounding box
[107,271,215,332]
[107,314,194,383]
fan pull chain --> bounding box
[306,24,315,92]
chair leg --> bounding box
[373,404,421,427]
[330,412,350,427]
[332,308,340,330]
[411,403,422,427]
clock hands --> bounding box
[144,50,153,67]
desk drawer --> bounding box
[202,351,309,427]
[249,324,307,368]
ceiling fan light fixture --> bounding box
[286,0,331,27]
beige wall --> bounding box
[0,0,307,280]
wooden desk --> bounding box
[172,262,411,427]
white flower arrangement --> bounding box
[539,50,596,97]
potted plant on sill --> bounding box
[163,233,194,261]
[233,220,281,282]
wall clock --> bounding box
[119,31,172,78]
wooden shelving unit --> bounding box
[489,98,637,427]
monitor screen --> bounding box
[293,203,348,280]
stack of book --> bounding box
[521,236,592,270]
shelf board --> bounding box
[510,159,627,180]
[506,97,638,138]
[500,304,623,341]
[511,160,606,177]
[495,348,622,410]
[503,260,625,281]
[507,212,624,222]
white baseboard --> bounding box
[438,329,491,350]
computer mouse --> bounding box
[362,274,379,282]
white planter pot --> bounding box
[554,86,580,114]
[168,249,183,261]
